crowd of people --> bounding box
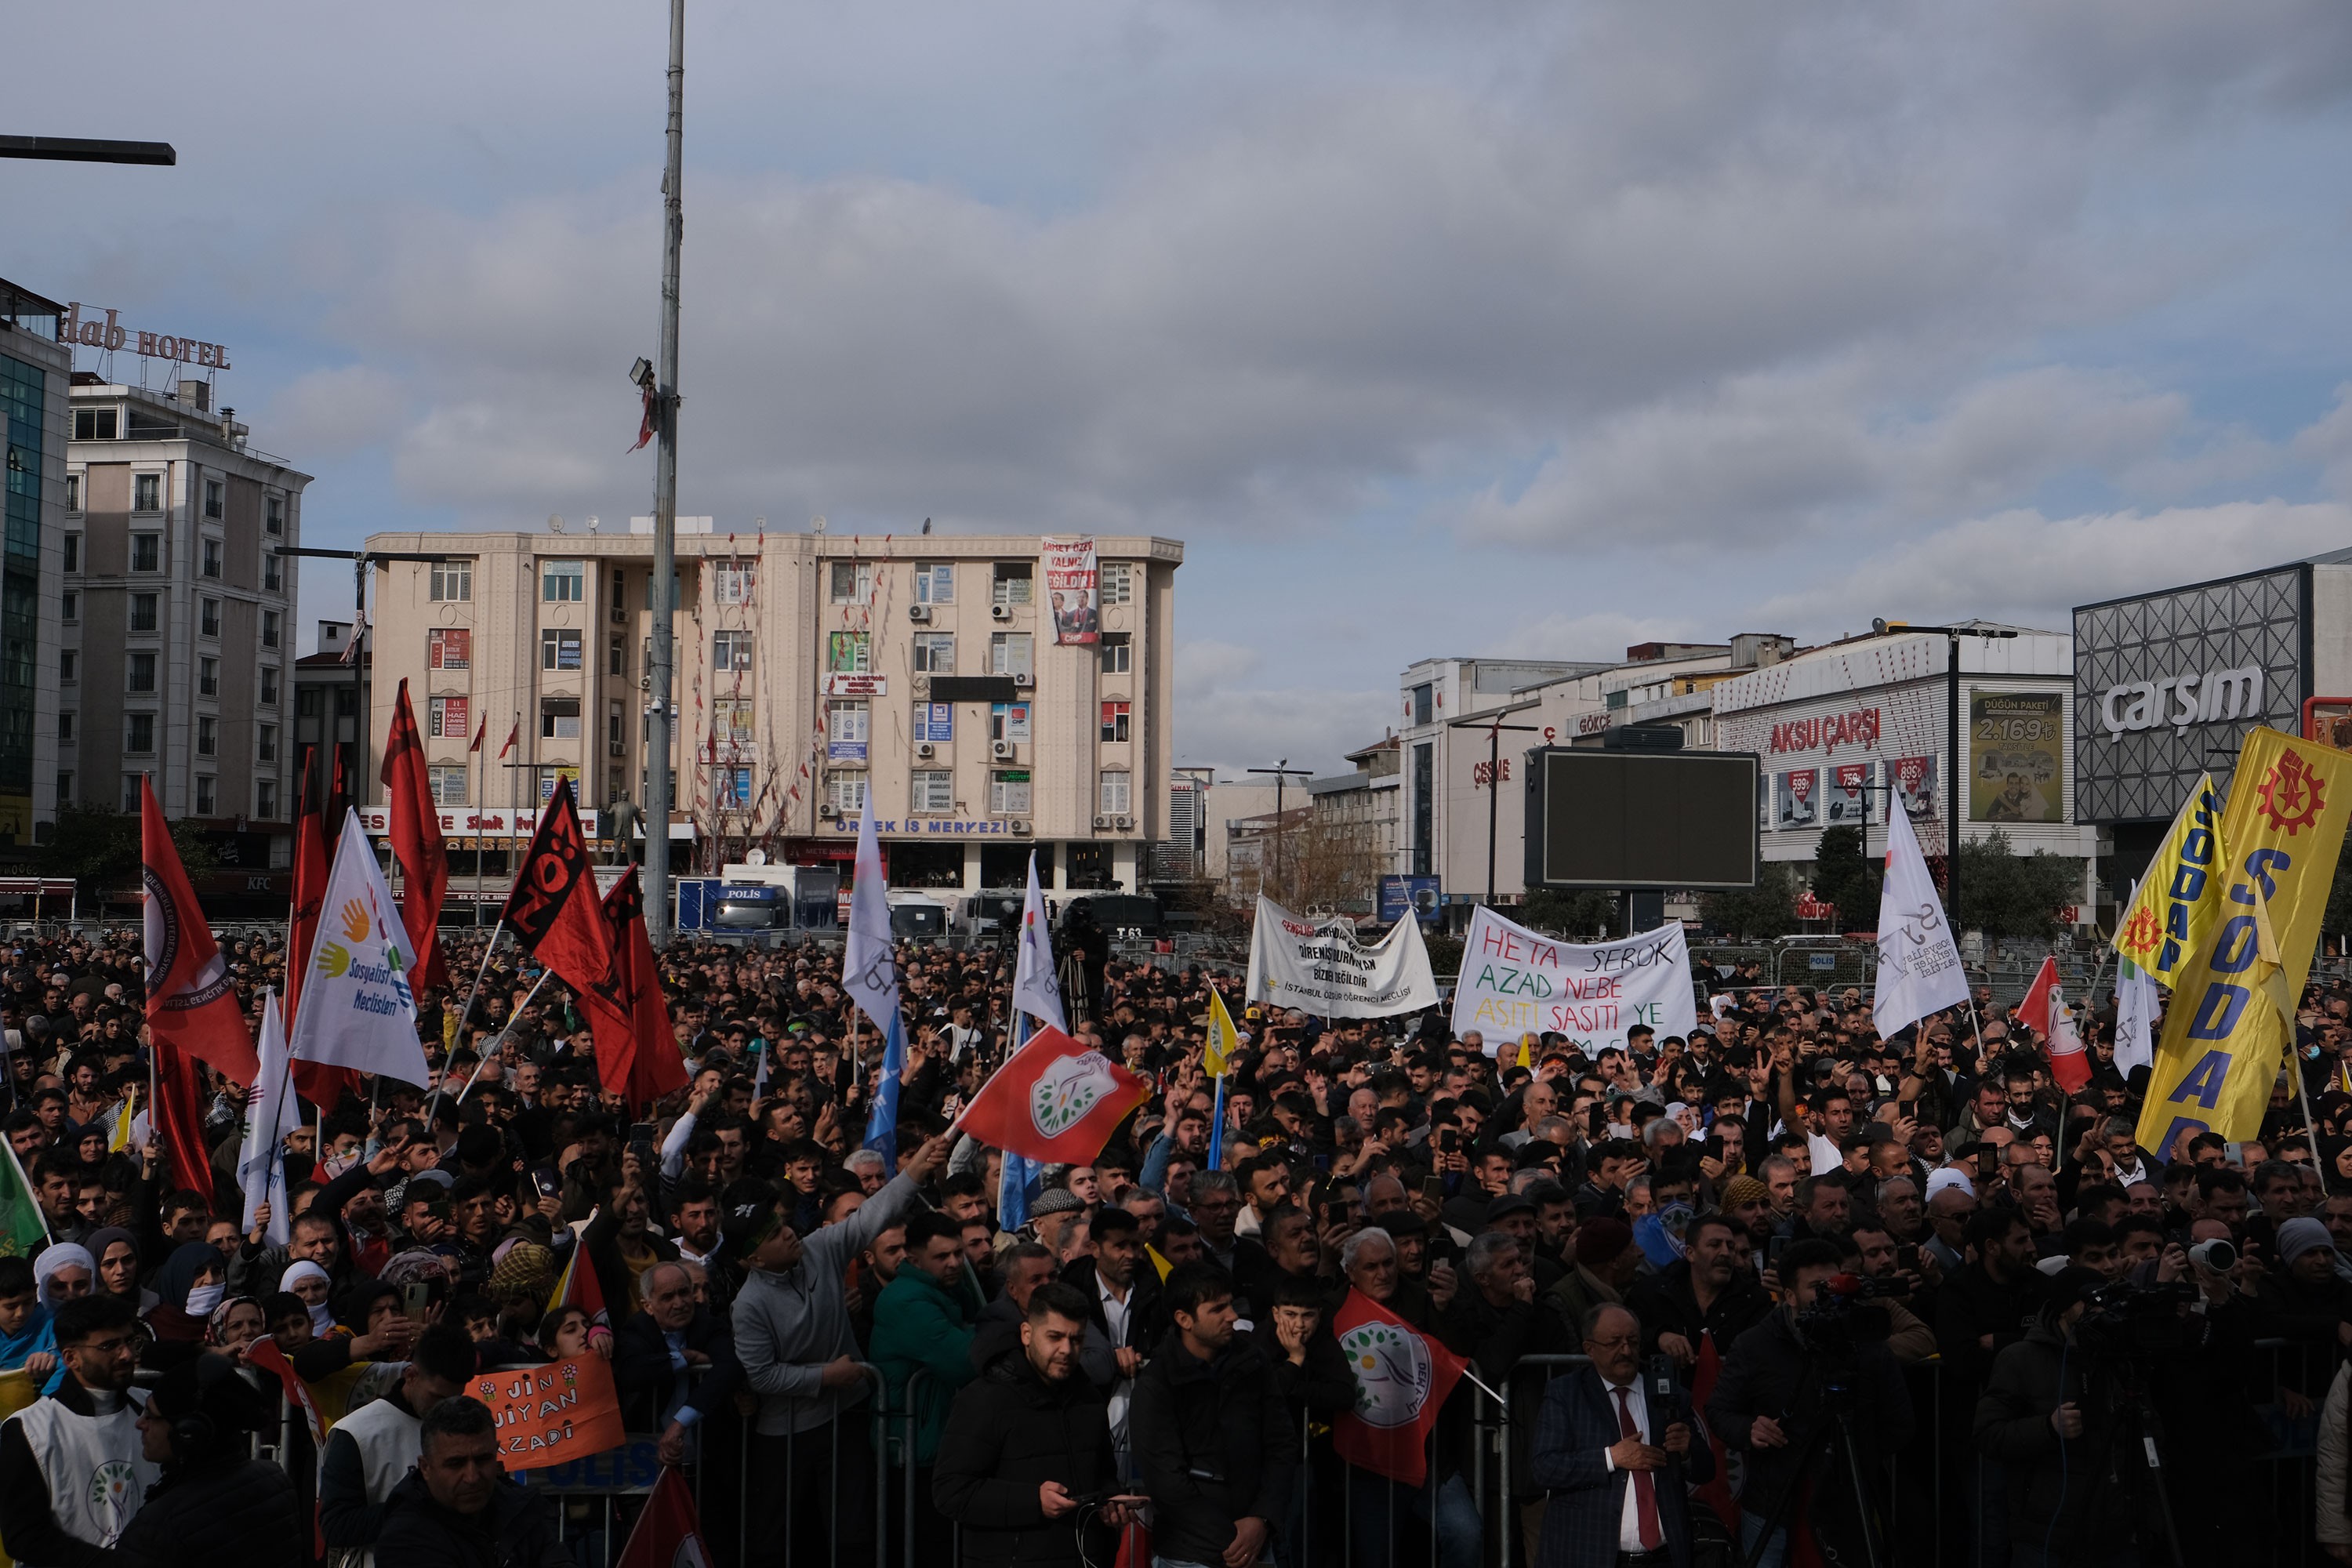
[0,921,2345,1568]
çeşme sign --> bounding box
[1041,537,1098,646]
[1247,895,1439,1017]
[56,303,231,368]
[1450,905,1696,1054]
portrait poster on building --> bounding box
[1889,755,1936,820]
[1774,768,1819,829]
[1824,762,1875,825]
[1041,537,1099,646]
[1969,691,2063,823]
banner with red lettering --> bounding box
[1450,905,1696,1055]
[465,1353,625,1470]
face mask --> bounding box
[184,1282,224,1317]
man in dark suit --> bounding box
[614,1259,745,1466]
[1530,1301,1714,1568]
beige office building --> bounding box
[361,525,1181,892]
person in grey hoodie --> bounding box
[729,1134,948,1568]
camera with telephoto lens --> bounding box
[2072,1276,2201,1359]
[1793,1272,1898,1358]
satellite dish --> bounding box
[587,514,601,533]
[811,515,827,535]
[745,848,768,866]
[548,514,564,534]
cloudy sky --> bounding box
[16,1,2352,778]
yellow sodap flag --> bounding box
[1204,987,1240,1080]
[2113,773,2225,985]
[2136,728,2352,1156]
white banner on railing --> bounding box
[1450,906,1696,1054]
[1247,895,1439,1018]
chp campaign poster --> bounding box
[1450,905,1697,1054]
[1041,536,1099,645]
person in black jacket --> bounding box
[1129,1262,1295,1568]
[933,1281,1134,1568]
[376,1396,573,1568]
[110,1352,303,1568]
[1624,1213,1773,1367]
[613,1261,744,1465]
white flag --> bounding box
[1873,804,1970,1037]
[238,992,295,1248]
[2115,950,2160,1079]
[285,809,431,1084]
[842,800,901,1040]
[1010,850,1067,1036]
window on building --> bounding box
[56,772,72,807]
[991,564,1033,606]
[1101,701,1131,743]
[126,652,156,693]
[201,539,221,579]
[263,554,282,593]
[829,702,870,760]
[199,599,220,638]
[262,610,281,648]
[713,630,753,672]
[118,774,141,814]
[131,533,160,572]
[608,701,626,749]
[541,629,583,671]
[64,475,79,514]
[256,780,278,820]
[124,713,154,753]
[989,633,1033,680]
[427,627,470,670]
[430,766,469,807]
[1100,770,1131,816]
[198,657,218,698]
[911,770,954,812]
[266,496,283,535]
[59,651,74,684]
[541,560,585,602]
[195,717,216,756]
[611,572,626,615]
[828,561,871,604]
[1100,561,1133,605]
[129,593,158,633]
[258,724,278,763]
[1410,683,1434,728]
[825,773,868,815]
[57,712,74,743]
[914,702,953,743]
[990,702,1032,742]
[715,767,753,807]
[609,636,624,677]
[62,534,78,573]
[430,695,470,740]
[1099,633,1131,675]
[73,407,118,441]
[202,479,223,519]
[541,698,582,740]
[913,563,954,604]
[132,473,160,511]
[430,561,473,602]
[990,770,1032,815]
[260,667,279,706]
[60,592,75,624]
[713,698,754,746]
[712,564,755,605]
[195,777,216,815]
[827,632,872,673]
[913,633,955,674]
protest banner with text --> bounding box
[1450,906,1696,1054]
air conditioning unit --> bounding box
[1013,673,1034,688]
[911,676,929,697]
[991,739,1015,760]
[1116,815,1133,831]
[1093,815,1110,829]
[819,804,840,820]
[611,607,626,624]
[608,742,625,758]
[916,743,935,759]
[908,604,931,623]
[1011,819,1031,836]
[991,604,1012,622]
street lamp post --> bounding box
[1245,762,1312,900]
[1871,619,2019,931]
[1448,701,1541,907]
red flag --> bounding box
[245,1338,328,1554]
[615,1468,706,1568]
[1690,1335,1739,1531]
[283,771,356,1109]
[1330,1287,1467,1487]
[499,720,519,760]
[629,381,658,454]
[470,715,486,753]
[548,1235,609,1327]
[141,779,258,1084]
[602,869,688,1109]
[150,1034,214,1201]
[2017,956,2092,1093]
[381,681,452,991]
[952,1025,1152,1166]
[502,781,634,1072]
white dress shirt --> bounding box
[1599,1375,1654,1553]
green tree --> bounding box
[1809,825,1876,929]
[1517,887,1621,940]
[1699,862,1801,941]
[39,803,220,906]
[1951,830,2082,939]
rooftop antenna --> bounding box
[547,514,564,534]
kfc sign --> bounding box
[1769,706,1881,756]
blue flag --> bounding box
[997,1011,1043,1227]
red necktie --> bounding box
[1616,1385,1664,1552]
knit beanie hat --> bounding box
[1720,1176,1769,1209]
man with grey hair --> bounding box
[843,1148,888,1196]
[1442,1231,1572,1380]
[1875,1175,1927,1248]
[1188,1171,1243,1272]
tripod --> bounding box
[1738,1370,1886,1568]
[2082,1352,2187,1568]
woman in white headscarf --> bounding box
[279,1260,336,1337]
[31,1243,93,1310]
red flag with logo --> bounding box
[142,779,258,1086]
[2017,956,2092,1093]
[615,1468,706,1568]
[601,869,688,1109]
[501,781,635,1072]
[1330,1287,1466,1488]
[951,1024,1152,1165]
[381,680,452,991]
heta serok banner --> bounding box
[1450,905,1696,1054]
[2136,728,2352,1157]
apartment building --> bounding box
[0,281,69,849]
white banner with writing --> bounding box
[1450,906,1697,1054]
[1247,896,1439,1018]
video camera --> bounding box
[2073,1276,2200,1359]
[1794,1272,1899,1358]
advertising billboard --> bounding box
[1773,768,1819,829]
[1523,748,1758,891]
[1377,874,1442,925]
[1968,691,2064,823]
[1824,761,1875,825]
